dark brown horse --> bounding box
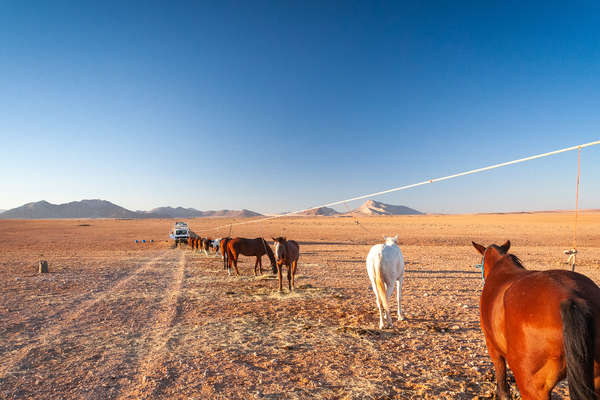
[473,240,600,400]
[272,237,300,292]
[226,237,276,276]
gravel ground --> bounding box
[1,213,599,399]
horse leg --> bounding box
[253,257,258,277]
[233,254,240,276]
[487,348,511,400]
[258,256,263,275]
[384,282,395,328]
[509,357,561,400]
[370,280,385,329]
[290,260,297,291]
[277,264,283,292]
[396,277,404,321]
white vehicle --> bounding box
[170,221,190,245]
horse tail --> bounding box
[373,252,389,312]
[560,298,595,400]
[222,239,229,270]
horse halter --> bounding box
[475,248,488,284]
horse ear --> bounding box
[272,237,276,242]
[500,240,511,253]
[472,241,486,255]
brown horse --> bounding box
[226,237,276,276]
[473,240,600,400]
[272,237,300,292]
[200,237,212,255]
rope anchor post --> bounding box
[564,249,577,272]
[565,146,581,272]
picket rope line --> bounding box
[200,139,600,234]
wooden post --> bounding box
[39,260,49,273]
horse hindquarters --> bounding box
[560,299,595,400]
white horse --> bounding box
[366,235,405,329]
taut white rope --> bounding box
[198,140,600,233]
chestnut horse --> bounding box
[272,237,300,292]
[226,237,276,276]
[473,240,600,400]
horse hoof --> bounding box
[398,315,405,321]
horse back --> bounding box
[366,243,403,281]
[484,269,600,357]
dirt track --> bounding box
[1,213,599,399]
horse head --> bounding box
[272,237,287,262]
[472,240,511,281]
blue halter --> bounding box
[474,250,486,284]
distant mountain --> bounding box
[0,200,140,219]
[348,200,422,216]
[148,207,262,218]
[0,200,263,219]
[201,209,262,218]
[299,207,340,216]
[147,206,205,218]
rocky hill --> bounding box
[0,200,140,219]
[348,200,422,216]
[299,207,340,216]
[0,200,262,219]
[146,206,205,218]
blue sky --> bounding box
[1,1,599,213]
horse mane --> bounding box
[508,253,526,269]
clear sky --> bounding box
[1,1,599,214]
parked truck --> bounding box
[170,221,190,246]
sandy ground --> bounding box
[1,212,599,399]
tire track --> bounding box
[0,254,164,348]
[118,251,186,400]
[0,250,175,379]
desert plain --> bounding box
[1,212,600,399]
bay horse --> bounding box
[226,237,276,277]
[272,237,300,292]
[366,236,405,329]
[200,237,212,256]
[473,240,600,400]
